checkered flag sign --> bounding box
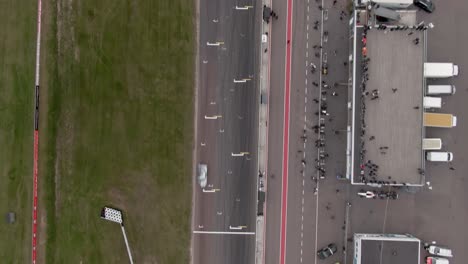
[101,207,123,224]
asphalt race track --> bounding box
[192,0,261,264]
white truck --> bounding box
[424,63,459,78]
[359,0,413,8]
[426,152,453,162]
[427,85,456,95]
[423,97,442,108]
[422,138,442,150]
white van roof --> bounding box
[423,97,442,108]
[427,85,456,95]
[428,245,453,257]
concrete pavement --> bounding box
[264,1,468,264]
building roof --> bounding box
[353,26,426,185]
[361,239,420,264]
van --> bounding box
[427,85,456,95]
[426,256,449,264]
[423,97,442,109]
[426,152,453,162]
[197,163,208,188]
[425,245,453,257]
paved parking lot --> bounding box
[308,0,468,263]
[264,0,467,263]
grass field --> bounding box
[0,1,36,263]
[41,0,194,263]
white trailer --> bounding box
[427,85,456,95]
[424,63,459,78]
[422,138,442,150]
[363,0,413,8]
[423,96,442,108]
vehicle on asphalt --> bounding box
[427,85,456,95]
[426,256,449,264]
[414,0,435,13]
[322,62,328,75]
[426,151,454,162]
[197,163,207,188]
[423,113,457,128]
[317,243,337,259]
[422,138,442,150]
[425,245,453,257]
[358,190,376,199]
[424,63,458,78]
[363,0,413,9]
[423,96,442,109]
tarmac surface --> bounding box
[192,0,260,263]
[264,0,468,264]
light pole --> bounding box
[100,207,134,264]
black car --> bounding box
[414,0,435,13]
[317,243,338,259]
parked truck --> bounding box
[424,63,459,78]
[423,113,457,128]
[427,85,456,95]
[423,97,442,109]
[426,152,453,162]
[358,0,413,8]
[423,138,442,150]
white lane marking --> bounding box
[235,5,253,10]
[233,78,251,83]
[229,225,247,230]
[231,152,249,157]
[202,188,220,193]
[301,1,313,262]
[193,230,255,235]
[204,115,222,119]
[207,41,224,46]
